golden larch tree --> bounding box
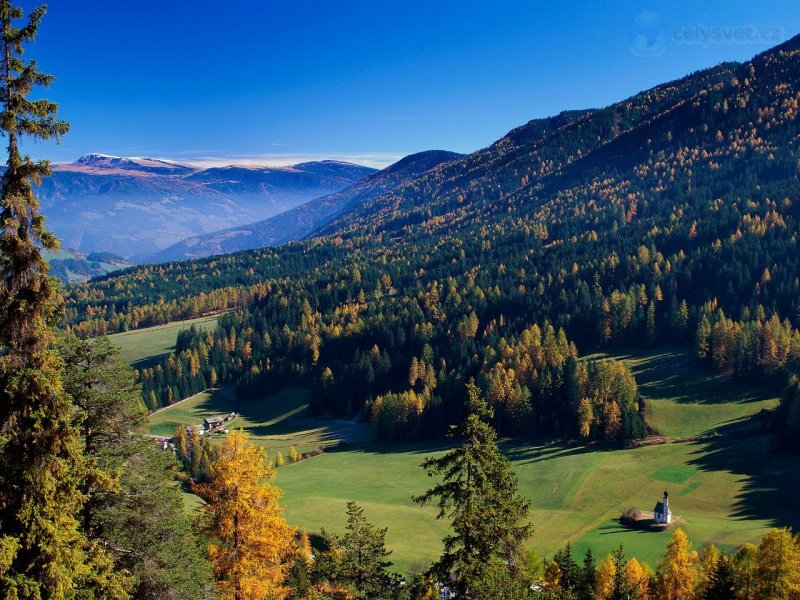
[595,554,616,600]
[657,528,698,600]
[624,556,653,600]
[195,430,295,600]
[754,527,800,599]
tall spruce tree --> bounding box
[318,501,398,599]
[0,2,120,597]
[703,555,736,600]
[59,335,213,599]
[414,379,532,596]
[579,548,597,600]
[553,542,581,592]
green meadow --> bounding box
[146,386,372,455]
[108,314,220,366]
[276,435,798,573]
[149,346,795,573]
[587,347,781,439]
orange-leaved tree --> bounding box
[195,430,295,600]
[656,528,698,600]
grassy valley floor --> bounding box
[146,346,794,573]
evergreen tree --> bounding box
[59,335,144,535]
[320,501,397,599]
[0,3,119,597]
[471,557,535,599]
[413,379,532,596]
[610,546,633,600]
[100,446,214,599]
[553,542,581,592]
[578,548,597,600]
[703,555,736,600]
[59,334,213,599]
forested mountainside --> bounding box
[63,36,800,445]
[152,150,463,262]
[38,155,374,260]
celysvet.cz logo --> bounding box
[630,11,666,57]
[673,25,784,46]
[630,11,785,58]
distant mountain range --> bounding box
[38,154,375,261]
[151,150,463,262]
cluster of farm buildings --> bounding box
[155,412,237,449]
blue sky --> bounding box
[17,0,800,167]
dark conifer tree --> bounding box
[59,335,213,598]
[0,3,123,597]
[414,379,532,596]
[703,555,736,600]
[553,542,581,592]
[578,547,597,600]
[320,501,397,599]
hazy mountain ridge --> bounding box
[151,150,463,262]
[38,156,375,261]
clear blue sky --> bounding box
[17,0,800,167]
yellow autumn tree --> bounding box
[624,556,653,599]
[595,554,616,600]
[195,429,295,600]
[754,527,800,599]
[657,528,697,600]
[543,560,562,589]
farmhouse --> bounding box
[204,415,225,429]
[185,424,204,436]
[653,490,672,524]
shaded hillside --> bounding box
[316,62,740,236]
[151,150,462,262]
[38,156,374,260]
[61,37,800,447]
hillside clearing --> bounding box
[108,314,220,366]
[585,347,781,439]
[146,386,372,455]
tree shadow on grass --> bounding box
[685,418,800,532]
[611,347,780,406]
[339,439,457,456]
[334,439,609,476]
[502,440,608,465]
[189,388,236,415]
[130,352,171,371]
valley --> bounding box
[139,340,792,572]
[3,4,800,596]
